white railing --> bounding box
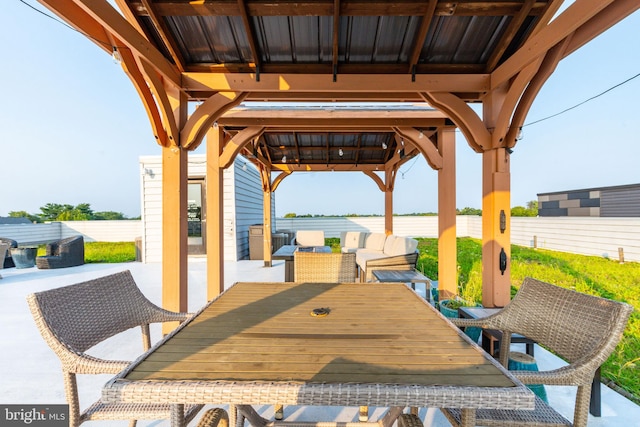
[2,217,639,262]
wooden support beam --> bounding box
[161,144,188,333]
[181,92,248,151]
[421,92,490,152]
[262,171,274,268]
[481,148,512,308]
[206,126,225,301]
[437,129,457,300]
[219,126,265,169]
[393,127,443,170]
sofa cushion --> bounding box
[341,231,367,249]
[383,235,397,255]
[390,237,419,256]
[364,233,386,251]
[296,230,325,246]
[355,250,389,267]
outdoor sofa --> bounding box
[340,231,419,281]
[36,235,85,269]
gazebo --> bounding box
[37,0,639,324]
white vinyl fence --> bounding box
[1,217,639,262]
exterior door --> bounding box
[188,180,206,254]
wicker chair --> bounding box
[36,235,85,269]
[294,252,357,282]
[0,237,18,268]
[26,270,216,427]
[0,242,8,278]
[442,277,633,427]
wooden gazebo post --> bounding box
[206,125,225,301]
[437,128,458,300]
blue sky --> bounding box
[2,2,639,218]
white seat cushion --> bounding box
[296,230,325,246]
[390,237,418,255]
[364,233,386,251]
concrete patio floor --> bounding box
[1,259,638,426]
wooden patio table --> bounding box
[102,282,534,427]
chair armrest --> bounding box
[67,352,131,375]
[514,352,602,387]
[449,317,487,328]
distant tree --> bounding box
[457,207,482,216]
[57,209,92,221]
[512,200,538,217]
[94,211,126,220]
[39,203,74,221]
[39,202,96,221]
[8,211,41,223]
[283,213,297,218]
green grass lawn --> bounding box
[415,237,640,404]
[37,241,137,263]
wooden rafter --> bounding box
[492,0,621,89]
[236,0,262,76]
[407,0,438,74]
[332,0,340,80]
[139,0,187,72]
[484,0,537,73]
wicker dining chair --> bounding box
[442,277,633,427]
[294,251,357,282]
[26,269,217,427]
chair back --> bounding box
[497,277,632,367]
[0,243,8,269]
[294,252,357,282]
[295,230,325,246]
[27,270,174,355]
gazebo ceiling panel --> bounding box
[256,131,397,166]
[125,0,551,82]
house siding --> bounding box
[139,154,264,263]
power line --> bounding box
[523,71,640,127]
[18,0,112,50]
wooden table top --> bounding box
[125,282,514,387]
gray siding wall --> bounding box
[601,186,640,217]
[538,184,640,217]
[232,159,267,260]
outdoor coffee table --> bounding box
[371,269,431,300]
[272,245,332,281]
[103,282,534,427]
